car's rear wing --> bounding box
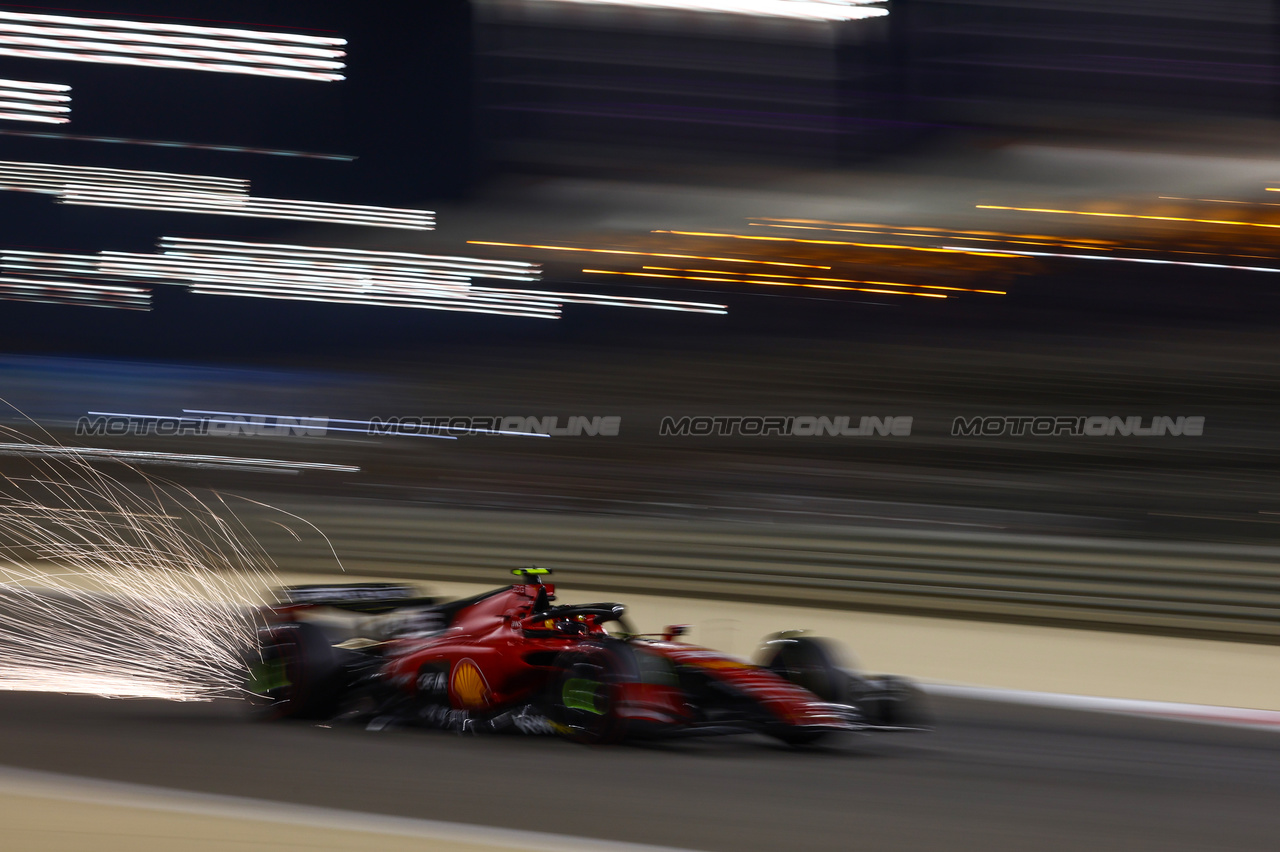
[273,583,435,613]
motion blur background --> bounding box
[5,0,1280,592]
[2,2,1280,850]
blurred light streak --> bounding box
[0,129,354,160]
[643,266,1005,294]
[174,282,562,318]
[949,246,1280,274]
[754,217,1115,245]
[59,188,436,230]
[159,238,537,280]
[0,100,67,115]
[183,411,543,439]
[186,281,720,316]
[524,287,727,313]
[1,239,725,319]
[0,443,358,472]
[976,205,1280,231]
[127,245,560,319]
[0,279,150,310]
[530,0,888,21]
[0,78,70,93]
[108,254,476,287]
[0,10,346,82]
[0,250,150,310]
[748,221,1107,250]
[584,268,946,297]
[0,10,345,45]
[0,160,246,195]
[0,111,63,124]
[154,239,719,317]
[1159,196,1280,206]
[0,48,343,81]
[91,410,457,442]
[468,241,831,269]
[0,79,70,124]
[653,230,1023,258]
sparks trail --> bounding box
[0,416,294,701]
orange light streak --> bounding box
[642,267,1005,295]
[748,222,1101,251]
[652,230,1022,258]
[582,268,947,298]
[468,241,829,269]
[752,217,1115,245]
[1161,196,1280,208]
[977,205,1280,230]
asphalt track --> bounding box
[0,692,1277,852]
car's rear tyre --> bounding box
[547,642,636,745]
[244,621,341,720]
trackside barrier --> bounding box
[249,503,1280,643]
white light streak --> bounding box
[0,111,64,124]
[60,188,436,230]
[0,78,72,92]
[0,239,727,319]
[0,79,71,124]
[0,424,326,700]
[0,249,150,310]
[0,11,346,45]
[527,0,887,21]
[186,283,563,319]
[0,278,150,310]
[499,286,728,314]
[156,240,725,315]
[946,246,1280,274]
[0,162,434,231]
[0,10,346,82]
[161,238,537,278]
[0,160,246,195]
[0,98,69,114]
[0,443,359,473]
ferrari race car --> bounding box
[246,569,927,745]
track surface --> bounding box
[0,693,1277,851]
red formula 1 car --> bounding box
[246,569,927,745]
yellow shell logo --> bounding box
[696,659,750,671]
[450,659,490,708]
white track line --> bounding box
[923,683,1280,731]
[0,764,706,852]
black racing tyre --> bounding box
[761,635,849,704]
[761,635,851,746]
[244,621,341,720]
[546,641,638,745]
